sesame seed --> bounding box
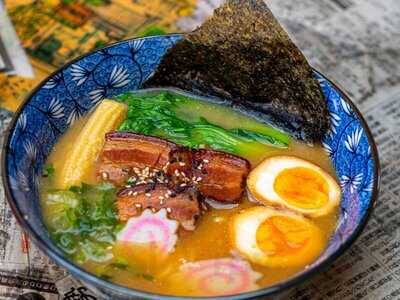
[203,159,209,163]
[180,171,186,177]
[197,164,203,170]
[164,193,170,199]
[174,169,180,176]
[197,177,203,182]
[127,190,133,196]
[151,208,157,213]
[179,162,186,166]
[166,207,172,213]
[101,172,108,180]
[158,196,164,200]
[125,185,132,188]
[133,191,138,196]
[145,193,151,197]
[135,203,142,208]
[180,183,187,187]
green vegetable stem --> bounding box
[117,91,290,155]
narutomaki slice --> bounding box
[117,209,179,253]
[173,258,262,296]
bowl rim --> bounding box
[1,34,380,300]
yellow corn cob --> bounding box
[54,100,127,189]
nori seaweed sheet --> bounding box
[144,0,329,142]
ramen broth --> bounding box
[40,94,338,297]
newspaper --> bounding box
[1,0,400,299]
[0,1,33,77]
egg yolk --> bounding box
[274,167,329,209]
[256,216,310,257]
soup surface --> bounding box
[40,91,339,297]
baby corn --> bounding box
[54,100,127,189]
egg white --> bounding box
[231,206,324,267]
[247,156,341,217]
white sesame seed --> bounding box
[179,162,186,166]
[125,185,132,188]
[158,196,164,200]
[127,190,133,196]
[151,208,157,213]
[135,203,142,208]
[180,183,187,187]
[166,207,172,213]
[101,172,108,180]
[197,177,203,182]
[145,193,151,197]
[203,159,209,163]
[197,164,203,170]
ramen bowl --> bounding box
[2,35,379,299]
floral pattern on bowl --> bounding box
[2,34,379,299]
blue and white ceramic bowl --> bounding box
[2,35,380,299]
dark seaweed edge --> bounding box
[2,35,380,300]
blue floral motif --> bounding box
[4,35,378,291]
[43,73,62,89]
[70,64,90,86]
[108,65,130,88]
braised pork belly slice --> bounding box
[117,183,200,231]
[97,163,130,186]
[100,131,181,169]
[192,149,251,203]
[97,131,185,185]
[97,132,250,204]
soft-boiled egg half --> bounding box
[247,156,341,217]
[231,206,324,267]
